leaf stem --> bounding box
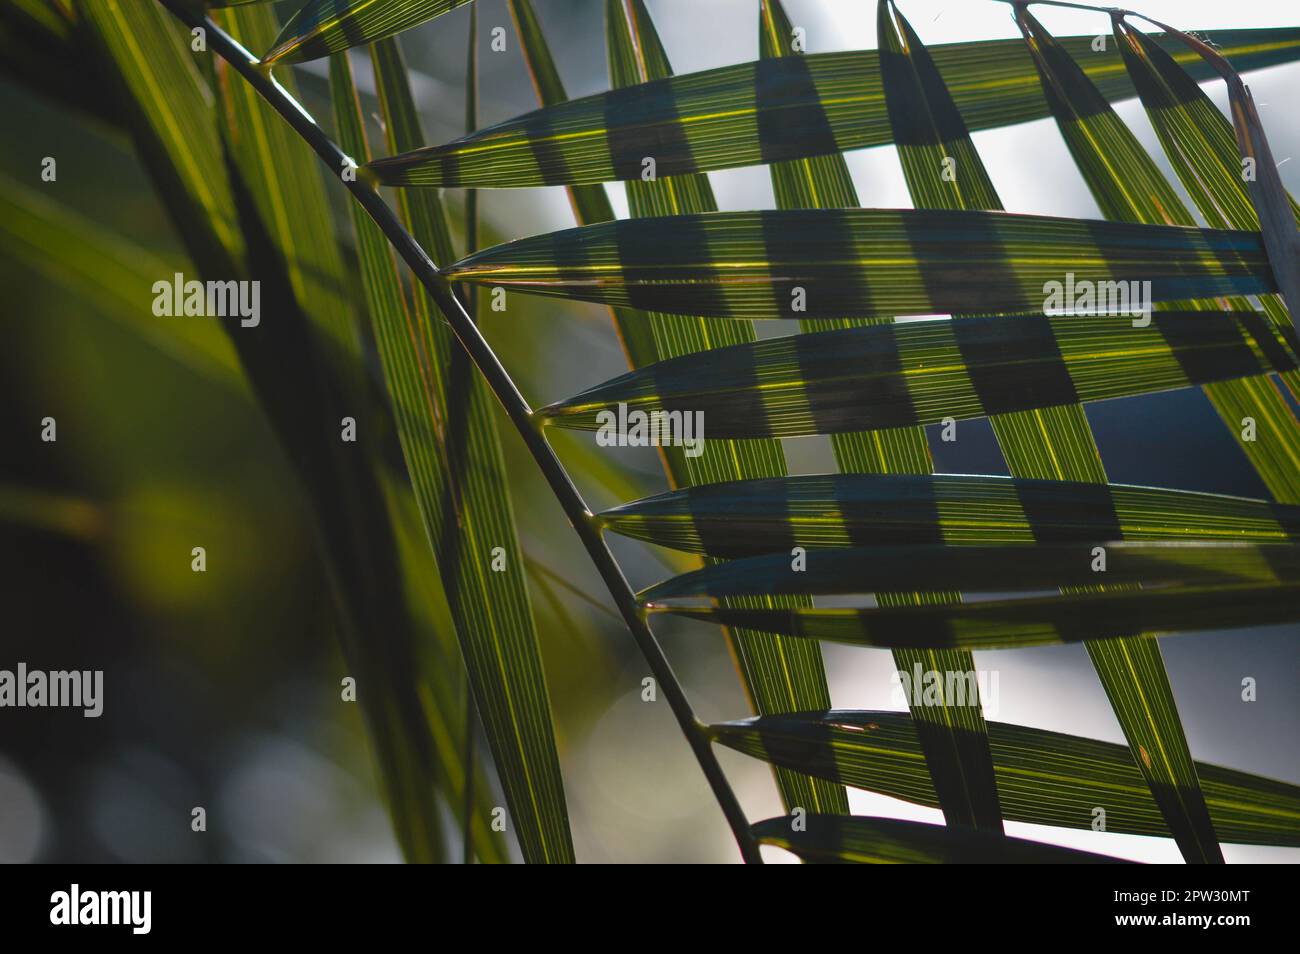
[161,0,762,864]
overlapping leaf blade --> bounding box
[363,27,1300,188]
[330,40,574,864]
[644,540,1299,598]
[443,209,1276,321]
[882,0,1227,863]
[648,582,1300,650]
[263,0,472,65]
[721,712,1300,847]
[1115,19,1300,478]
[761,0,1000,833]
[1017,9,1300,506]
[637,540,1300,655]
[637,541,1300,650]
[598,473,1300,556]
[1012,6,1300,861]
[592,0,846,819]
[539,311,1295,438]
[752,814,1131,863]
[212,4,361,371]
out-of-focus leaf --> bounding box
[0,485,106,543]
[598,474,1300,557]
[442,209,1276,321]
[212,3,361,370]
[364,27,1300,188]
[0,0,122,122]
[263,0,472,65]
[81,0,447,862]
[78,0,244,267]
[723,713,1300,847]
[539,311,1295,438]
[0,174,245,389]
[752,814,1130,864]
[331,41,574,864]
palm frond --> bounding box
[721,712,1300,846]
[330,42,574,864]
[362,26,1300,188]
[443,209,1276,319]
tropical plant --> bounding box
[3,0,1299,863]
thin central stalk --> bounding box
[163,1,762,864]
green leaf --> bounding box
[363,26,1300,188]
[331,40,575,864]
[212,3,362,371]
[594,0,846,820]
[1115,20,1300,244]
[505,0,616,228]
[649,582,1300,651]
[597,473,1300,557]
[263,0,473,65]
[381,472,509,865]
[1011,6,1300,862]
[443,208,1276,321]
[646,540,1298,598]
[720,713,1300,847]
[1017,10,1300,502]
[760,0,859,212]
[883,0,1228,864]
[752,814,1131,864]
[508,7,848,820]
[78,0,244,268]
[509,3,837,823]
[1124,19,1300,335]
[1114,20,1300,496]
[761,0,999,834]
[539,311,1295,438]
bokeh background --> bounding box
[1,0,1297,863]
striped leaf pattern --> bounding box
[598,474,1300,555]
[722,712,1300,847]
[331,41,574,863]
[596,0,847,819]
[263,0,472,65]
[761,0,1001,834]
[363,26,1300,188]
[443,209,1277,320]
[539,311,1296,438]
